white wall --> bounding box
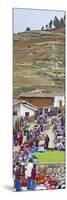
[13,103,35,127]
[14,103,35,117]
[20,103,35,117]
[14,104,20,116]
[54,96,64,107]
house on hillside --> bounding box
[18,92,54,115]
[18,92,64,115]
[13,100,37,127]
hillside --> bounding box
[13,28,65,99]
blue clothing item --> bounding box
[27,153,37,160]
[31,180,36,191]
[29,133,32,139]
[15,179,22,192]
[41,126,43,132]
[27,178,36,190]
[27,132,30,140]
[37,147,46,152]
[28,153,37,159]
[27,178,32,190]
[32,146,38,152]
[32,146,47,152]
[13,134,17,141]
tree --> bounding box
[41,26,44,31]
[59,17,64,27]
[26,27,30,31]
[64,15,65,26]
[53,16,59,28]
[45,24,48,30]
[49,20,53,29]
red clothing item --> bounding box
[31,168,36,180]
[18,135,23,145]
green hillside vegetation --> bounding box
[13,28,65,99]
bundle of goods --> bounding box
[22,178,27,187]
[35,175,50,185]
[35,175,45,184]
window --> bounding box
[13,111,17,115]
[25,112,29,117]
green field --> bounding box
[34,150,65,163]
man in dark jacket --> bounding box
[44,134,50,149]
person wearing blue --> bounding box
[15,165,22,192]
[13,130,18,146]
[15,179,22,192]
[26,159,33,190]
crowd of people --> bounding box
[13,162,65,191]
[52,113,65,150]
[13,106,65,191]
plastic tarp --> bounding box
[32,146,47,152]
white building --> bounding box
[13,100,37,127]
[54,96,64,108]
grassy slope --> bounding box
[34,150,65,163]
[13,28,65,99]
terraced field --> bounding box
[13,28,65,99]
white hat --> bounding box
[19,157,22,161]
[21,162,24,166]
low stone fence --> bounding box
[36,163,65,181]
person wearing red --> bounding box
[18,133,23,146]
